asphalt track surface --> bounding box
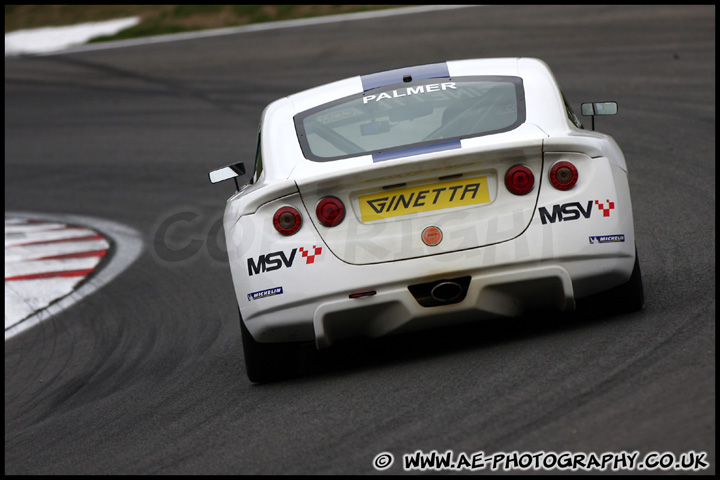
[5,5,715,475]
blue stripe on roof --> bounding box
[372,141,461,163]
[361,62,450,91]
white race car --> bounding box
[210,58,643,382]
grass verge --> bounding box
[5,5,397,43]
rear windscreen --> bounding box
[294,76,525,162]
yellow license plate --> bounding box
[358,176,490,222]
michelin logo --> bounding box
[589,234,625,244]
[247,286,283,301]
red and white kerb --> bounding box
[5,217,111,329]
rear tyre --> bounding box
[579,246,644,314]
[613,247,645,313]
[239,311,298,383]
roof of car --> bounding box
[286,58,563,119]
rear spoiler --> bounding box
[208,162,246,190]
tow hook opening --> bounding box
[408,276,471,307]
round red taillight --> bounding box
[505,165,535,195]
[549,161,578,190]
[316,196,345,227]
[273,206,302,235]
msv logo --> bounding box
[247,246,322,276]
[538,199,615,225]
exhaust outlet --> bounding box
[409,276,470,307]
[430,281,463,303]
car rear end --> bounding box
[223,58,637,349]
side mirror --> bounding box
[580,101,618,131]
[581,101,618,116]
[209,162,246,190]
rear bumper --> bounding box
[233,245,634,348]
